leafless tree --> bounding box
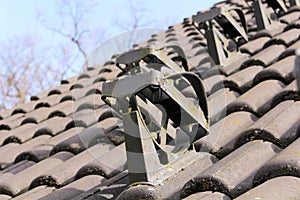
[0,0,163,111]
[38,0,104,71]
[0,0,103,111]
[109,0,167,57]
[115,0,149,31]
[0,36,66,110]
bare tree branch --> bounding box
[38,0,99,70]
[0,0,157,112]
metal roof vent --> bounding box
[102,47,209,185]
[192,6,248,66]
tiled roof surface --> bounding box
[0,0,300,199]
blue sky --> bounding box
[0,0,220,44]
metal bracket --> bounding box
[116,46,190,73]
[246,0,288,13]
[102,50,209,184]
[289,0,300,7]
[253,0,274,31]
[192,6,248,66]
[246,0,294,35]
[251,0,288,31]
[266,0,288,13]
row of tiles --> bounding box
[0,97,298,198]
[0,135,298,199]
[0,71,297,150]
[0,109,124,169]
[0,33,298,136]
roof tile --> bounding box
[236,100,300,147]
[0,151,73,197]
[3,116,72,145]
[279,10,300,24]
[0,135,51,169]
[0,160,35,181]
[183,191,231,200]
[30,143,113,188]
[51,123,114,155]
[195,111,257,158]
[0,113,25,130]
[240,36,271,55]
[236,176,300,200]
[221,54,250,75]
[273,27,300,46]
[253,55,296,84]
[40,175,106,200]
[181,141,280,198]
[0,195,11,200]
[278,38,300,59]
[242,44,286,68]
[0,123,36,145]
[87,177,129,200]
[209,90,240,123]
[12,186,55,200]
[71,94,104,112]
[212,65,264,93]
[253,137,300,186]
[203,74,226,95]
[0,109,14,121]
[75,143,127,179]
[15,145,53,163]
[226,80,284,116]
